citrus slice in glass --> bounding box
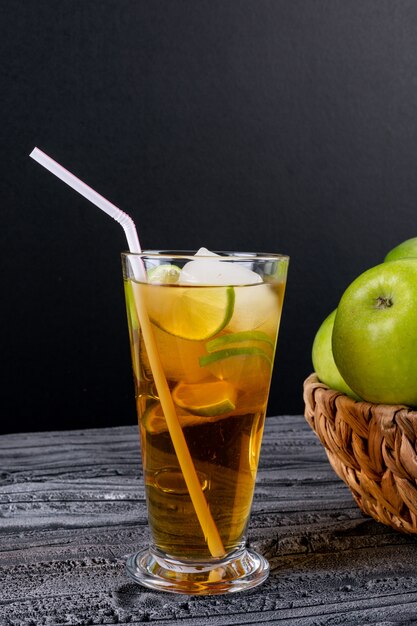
[142,398,236,435]
[199,347,272,393]
[172,380,237,416]
[147,264,181,284]
[124,280,139,331]
[139,326,209,383]
[142,403,196,434]
[205,330,274,353]
[138,283,235,341]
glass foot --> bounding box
[125,546,270,595]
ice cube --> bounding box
[194,247,220,257]
[179,249,262,285]
[228,283,279,333]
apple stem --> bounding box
[375,296,393,309]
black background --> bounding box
[2,1,417,434]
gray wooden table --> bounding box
[2,415,417,626]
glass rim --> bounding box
[121,250,289,262]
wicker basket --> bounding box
[303,373,417,534]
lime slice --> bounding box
[140,283,235,341]
[172,380,237,416]
[142,403,196,434]
[200,346,271,367]
[205,330,274,353]
[140,325,209,383]
[142,399,236,434]
[124,280,139,331]
[147,264,181,284]
[199,347,272,393]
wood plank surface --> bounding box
[1,415,417,625]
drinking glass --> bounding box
[122,251,289,594]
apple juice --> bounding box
[124,279,285,559]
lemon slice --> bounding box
[138,283,235,341]
[199,347,272,393]
[172,380,237,416]
[205,330,274,353]
[147,264,181,284]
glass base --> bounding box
[125,546,270,595]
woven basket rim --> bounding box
[304,372,417,416]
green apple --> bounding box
[312,310,360,399]
[332,258,417,406]
[384,237,417,262]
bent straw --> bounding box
[29,147,225,558]
[30,148,141,256]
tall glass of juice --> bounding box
[122,250,289,594]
